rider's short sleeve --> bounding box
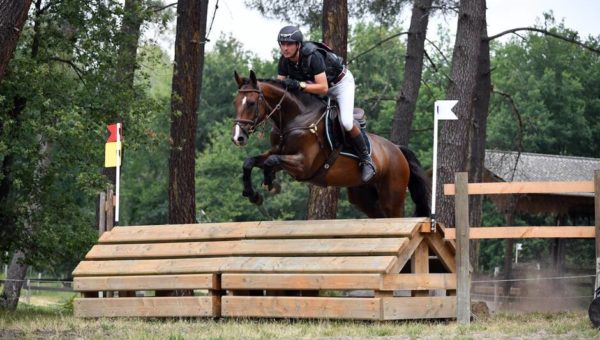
[308,52,326,75]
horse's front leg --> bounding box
[263,153,306,186]
[242,154,269,205]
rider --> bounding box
[276,25,376,183]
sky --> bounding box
[186,0,599,60]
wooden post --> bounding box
[411,242,430,297]
[106,188,114,232]
[594,170,600,295]
[97,192,106,236]
[590,170,600,327]
[455,172,470,324]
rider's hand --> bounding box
[283,78,300,91]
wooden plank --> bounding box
[245,218,425,238]
[382,274,457,290]
[382,296,456,320]
[387,233,424,274]
[222,273,383,290]
[73,274,217,291]
[85,238,408,259]
[74,296,216,317]
[73,257,228,276]
[455,172,471,325]
[223,256,396,273]
[444,181,594,196]
[426,234,456,273]
[444,226,595,239]
[98,223,247,243]
[72,256,396,276]
[98,218,427,243]
[222,296,381,320]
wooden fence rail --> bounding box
[444,170,600,325]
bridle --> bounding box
[234,84,287,135]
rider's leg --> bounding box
[329,70,375,183]
[349,125,376,183]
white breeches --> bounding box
[327,69,355,131]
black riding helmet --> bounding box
[277,25,303,43]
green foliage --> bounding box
[197,121,308,222]
[488,14,600,157]
[350,22,406,132]
[0,1,165,274]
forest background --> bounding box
[0,0,598,308]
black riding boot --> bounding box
[351,134,376,183]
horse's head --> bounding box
[231,70,270,146]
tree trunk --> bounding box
[435,0,486,227]
[168,0,207,224]
[195,1,209,104]
[0,1,43,310]
[468,18,492,271]
[0,251,28,310]
[306,0,347,220]
[0,0,33,83]
[390,0,432,146]
[115,0,144,90]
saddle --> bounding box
[324,101,371,159]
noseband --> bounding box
[235,85,287,135]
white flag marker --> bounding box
[431,100,458,231]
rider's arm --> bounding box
[302,72,328,95]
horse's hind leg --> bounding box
[347,186,386,218]
[377,184,406,218]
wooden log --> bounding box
[444,181,594,196]
[382,296,456,320]
[221,296,381,320]
[444,226,595,239]
[74,296,216,317]
[73,274,217,291]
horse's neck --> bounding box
[263,85,324,129]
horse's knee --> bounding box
[243,157,256,171]
[264,155,280,168]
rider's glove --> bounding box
[283,78,301,91]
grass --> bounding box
[1,303,599,339]
[1,286,598,339]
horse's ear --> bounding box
[234,70,243,88]
[249,70,258,86]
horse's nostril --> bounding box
[237,136,245,142]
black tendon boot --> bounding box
[351,134,376,183]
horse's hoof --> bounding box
[270,182,281,194]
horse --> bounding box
[231,70,431,218]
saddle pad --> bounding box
[325,108,372,159]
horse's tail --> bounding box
[399,145,431,217]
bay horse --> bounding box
[232,70,430,218]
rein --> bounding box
[235,86,286,134]
[236,83,331,151]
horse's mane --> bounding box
[254,78,326,112]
